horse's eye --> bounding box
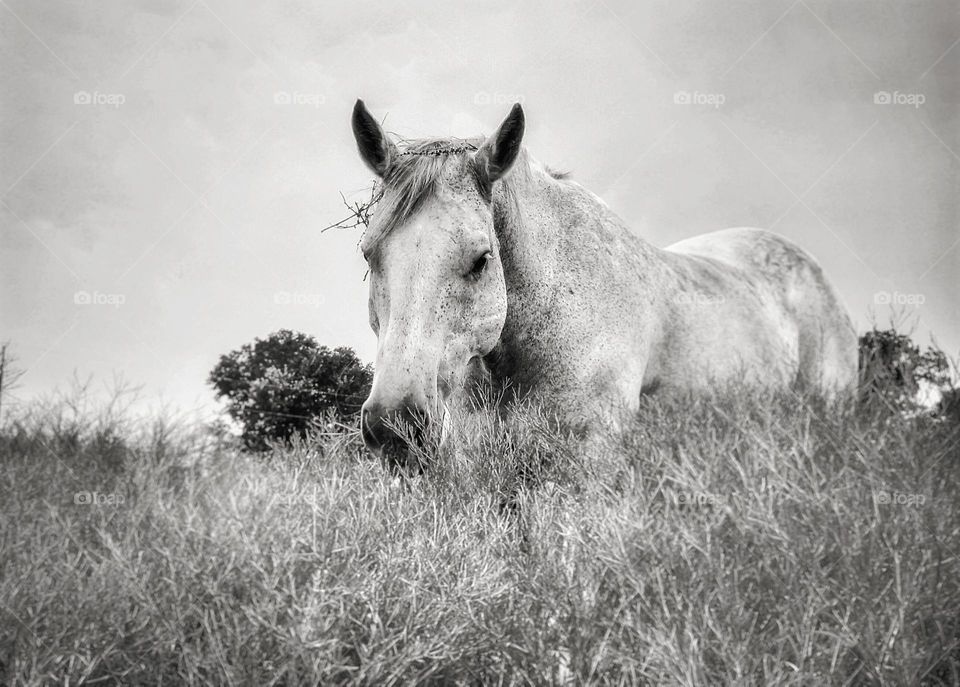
[468,253,491,281]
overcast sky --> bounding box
[2,0,957,416]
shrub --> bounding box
[208,330,372,450]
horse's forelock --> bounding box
[362,137,490,254]
[358,138,563,257]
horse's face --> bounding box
[363,178,507,455]
[351,100,524,470]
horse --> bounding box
[350,99,857,470]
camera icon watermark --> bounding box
[873,290,925,306]
[873,91,925,108]
[74,290,126,308]
[669,489,724,507]
[273,91,324,108]
[873,490,925,507]
[474,91,526,106]
[74,490,125,506]
[674,292,726,306]
[666,481,789,509]
[673,90,726,108]
[273,291,323,308]
[74,90,126,108]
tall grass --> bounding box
[1,386,958,685]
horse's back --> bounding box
[664,227,857,398]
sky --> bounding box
[1,0,958,418]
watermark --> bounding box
[873,290,925,306]
[474,91,526,106]
[670,489,725,507]
[74,490,125,506]
[873,490,925,507]
[74,290,126,307]
[273,91,324,108]
[74,90,126,108]
[873,91,925,108]
[274,291,323,308]
[674,292,725,306]
[666,486,789,508]
[673,90,725,108]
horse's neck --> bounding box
[487,155,663,387]
[492,155,660,292]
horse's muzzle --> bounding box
[361,398,432,473]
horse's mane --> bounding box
[361,136,569,256]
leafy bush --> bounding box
[858,328,952,411]
[208,330,372,450]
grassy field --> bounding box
[1,387,958,685]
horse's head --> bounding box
[351,99,524,471]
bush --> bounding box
[208,330,372,450]
[858,328,952,412]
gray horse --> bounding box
[350,99,857,469]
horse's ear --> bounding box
[475,103,525,185]
[352,99,396,177]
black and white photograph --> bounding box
[1,1,959,684]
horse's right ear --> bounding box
[352,99,396,177]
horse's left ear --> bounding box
[475,103,525,185]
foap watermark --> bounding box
[668,489,725,508]
[273,91,324,108]
[474,91,525,106]
[873,490,925,507]
[74,290,126,308]
[74,490,125,506]
[274,291,323,308]
[666,486,789,509]
[674,292,725,307]
[674,90,725,108]
[874,290,925,306]
[74,90,126,108]
[873,91,925,108]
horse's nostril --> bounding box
[361,402,425,441]
[361,406,387,449]
[361,400,433,474]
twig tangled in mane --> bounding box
[321,183,383,233]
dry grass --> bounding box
[1,387,958,685]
